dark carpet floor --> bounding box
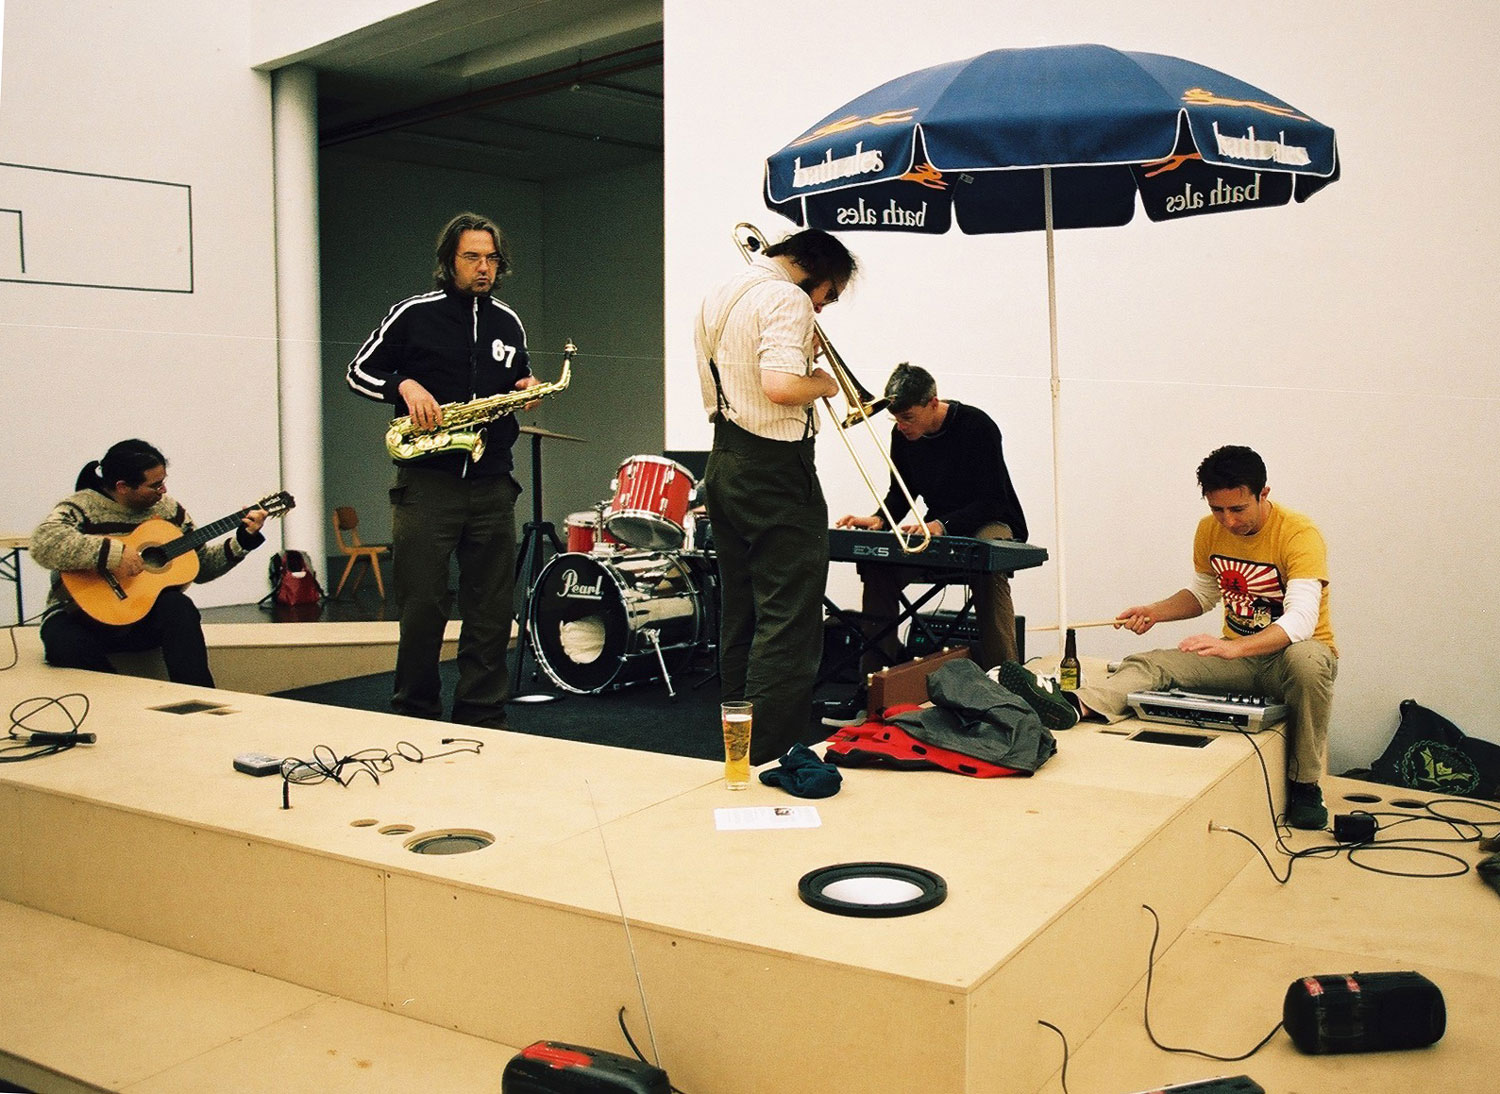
[274,651,857,762]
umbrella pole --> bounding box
[1044,167,1067,659]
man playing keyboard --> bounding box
[835,364,1029,685]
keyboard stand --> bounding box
[820,573,977,687]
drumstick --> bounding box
[1026,618,1131,632]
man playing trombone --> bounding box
[836,363,1029,683]
[695,228,855,765]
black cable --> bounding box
[2,692,93,762]
[277,736,483,808]
[1424,796,1500,829]
[616,1006,647,1065]
[1216,790,1492,883]
[1140,904,1283,1062]
[1037,1019,1070,1094]
[1182,708,1494,882]
[2,601,63,671]
[616,1006,687,1094]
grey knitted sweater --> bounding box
[30,488,258,616]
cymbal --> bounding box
[519,425,586,443]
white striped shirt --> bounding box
[695,255,820,442]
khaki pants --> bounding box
[1072,640,1338,783]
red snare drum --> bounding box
[604,455,695,551]
[564,510,617,554]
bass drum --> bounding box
[528,551,704,694]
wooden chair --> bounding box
[331,506,388,599]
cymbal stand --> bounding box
[511,427,581,702]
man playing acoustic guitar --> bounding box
[31,439,270,687]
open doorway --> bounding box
[307,0,665,548]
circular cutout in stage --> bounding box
[405,829,495,855]
[349,818,378,827]
[798,862,947,918]
[1342,792,1382,804]
[379,824,415,835]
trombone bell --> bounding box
[841,398,889,430]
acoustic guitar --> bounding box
[63,491,295,626]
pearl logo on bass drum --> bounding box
[558,568,604,600]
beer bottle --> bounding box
[1059,628,1081,691]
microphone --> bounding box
[24,730,97,745]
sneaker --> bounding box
[1286,781,1328,830]
[994,661,1079,731]
[819,692,868,727]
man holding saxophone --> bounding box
[347,211,538,728]
[695,228,856,765]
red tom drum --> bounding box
[564,510,617,554]
[604,455,695,551]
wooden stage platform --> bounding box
[0,630,1494,1093]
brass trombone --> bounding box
[732,223,930,554]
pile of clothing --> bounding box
[825,659,1059,778]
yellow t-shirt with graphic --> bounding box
[1193,503,1337,656]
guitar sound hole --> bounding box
[139,545,169,569]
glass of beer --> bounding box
[721,701,752,790]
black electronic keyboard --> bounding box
[1127,688,1288,733]
[828,528,1049,574]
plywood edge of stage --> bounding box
[0,654,1291,1094]
[1029,776,1500,1094]
[0,899,520,1094]
[7,618,463,694]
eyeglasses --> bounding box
[458,252,502,267]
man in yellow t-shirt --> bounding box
[1066,445,1338,829]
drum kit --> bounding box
[528,454,717,697]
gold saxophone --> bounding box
[385,341,575,463]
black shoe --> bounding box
[1286,781,1328,830]
[993,662,1079,731]
[819,692,868,727]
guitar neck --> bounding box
[158,508,251,563]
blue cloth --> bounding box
[759,743,843,798]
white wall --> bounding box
[0,0,284,616]
[664,0,1500,773]
[250,0,431,67]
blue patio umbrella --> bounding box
[761,43,1339,641]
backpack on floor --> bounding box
[1366,699,1500,801]
[261,549,324,607]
